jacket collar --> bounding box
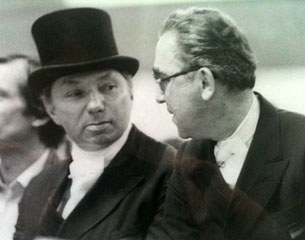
[234,93,287,196]
[56,125,148,239]
[35,152,71,236]
[225,93,289,232]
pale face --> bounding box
[153,32,206,139]
[44,70,133,151]
[0,60,33,144]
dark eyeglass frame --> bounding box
[155,66,202,83]
[155,66,202,93]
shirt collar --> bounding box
[219,93,260,147]
[70,122,132,176]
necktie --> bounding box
[214,137,248,188]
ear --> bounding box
[31,117,50,127]
[197,67,216,101]
[41,96,60,125]
[126,78,134,100]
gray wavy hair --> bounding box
[159,7,257,90]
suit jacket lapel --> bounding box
[57,126,146,239]
[36,154,71,236]
[225,94,289,229]
[177,138,218,190]
[178,139,216,172]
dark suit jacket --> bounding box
[159,94,305,240]
[14,126,175,240]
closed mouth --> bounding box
[86,121,111,127]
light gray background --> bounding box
[1,0,304,140]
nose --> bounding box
[87,90,105,114]
[156,85,166,104]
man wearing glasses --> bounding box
[153,7,305,240]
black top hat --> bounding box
[29,8,139,94]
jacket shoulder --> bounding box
[278,109,305,128]
[130,126,176,166]
[277,109,305,143]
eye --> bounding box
[64,90,84,98]
[153,73,159,80]
[100,83,118,93]
[159,79,171,92]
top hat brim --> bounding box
[29,55,139,95]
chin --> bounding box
[177,129,191,139]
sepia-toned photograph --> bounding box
[0,0,305,239]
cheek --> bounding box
[0,101,25,120]
[166,81,186,100]
[59,106,81,124]
[110,95,132,123]
[50,102,81,132]
[166,87,185,110]
[0,104,32,134]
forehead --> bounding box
[153,31,184,75]
[53,69,125,88]
[0,60,28,92]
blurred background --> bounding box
[1,0,304,142]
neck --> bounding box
[0,132,46,184]
[214,90,254,141]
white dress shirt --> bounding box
[62,123,132,219]
[0,150,50,240]
[214,94,260,189]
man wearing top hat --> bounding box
[14,8,175,240]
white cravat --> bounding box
[61,148,105,219]
[214,94,260,189]
[62,123,132,219]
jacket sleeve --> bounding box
[148,142,206,240]
[154,141,292,240]
[145,145,177,240]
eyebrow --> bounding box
[152,67,167,79]
[59,77,80,87]
[96,71,113,81]
[152,67,160,75]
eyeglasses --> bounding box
[155,66,202,93]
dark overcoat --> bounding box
[15,126,175,240]
[160,94,305,240]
